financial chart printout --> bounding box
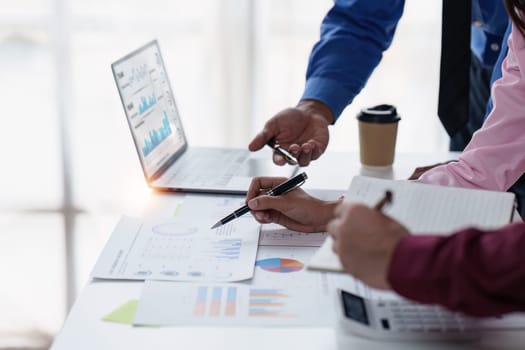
[91,215,260,282]
[113,43,185,177]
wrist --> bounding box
[297,99,335,124]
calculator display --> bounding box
[341,290,369,325]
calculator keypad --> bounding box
[375,300,472,333]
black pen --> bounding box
[266,139,298,165]
[374,190,393,212]
[210,172,308,229]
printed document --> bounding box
[91,215,260,282]
[134,246,335,327]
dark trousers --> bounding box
[449,54,525,217]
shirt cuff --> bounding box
[387,235,445,304]
[301,77,355,122]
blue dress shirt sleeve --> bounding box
[301,0,405,121]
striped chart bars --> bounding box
[192,286,238,318]
[248,289,295,318]
[209,287,222,317]
[132,280,334,327]
[225,287,237,317]
[193,286,207,317]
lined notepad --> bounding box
[308,176,516,272]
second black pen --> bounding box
[210,172,308,229]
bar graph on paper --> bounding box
[248,289,295,318]
[191,286,293,319]
[133,281,334,327]
[207,239,241,260]
[91,215,260,282]
[193,286,238,318]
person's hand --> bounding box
[246,176,339,232]
[408,160,458,180]
[327,203,409,289]
[248,100,334,166]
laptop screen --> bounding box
[112,40,186,179]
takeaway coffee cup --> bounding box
[357,104,401,166]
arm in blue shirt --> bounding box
[301,0,405,122]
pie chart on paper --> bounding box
[255,258,304,273]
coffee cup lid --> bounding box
[357,104,401,124]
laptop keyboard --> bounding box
[166,148,249,188]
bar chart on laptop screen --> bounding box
[113,43,185,176]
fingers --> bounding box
[252,209,316,233]
[248,130,271,152]
[248,120,277,152]
[272,153,288,166]
[246,176,288,202]
[407,166,428,180]
[328,203,357,242]
[297,149,312,166]
[333,202,348,218]
[331,238,339,255]
[253,210,272,223]
[326,219,338,239]
[248,194,289,212]
[290,141,314,166]
[309,140,326,161]
[289,141,324,166]
[407,161,456,180]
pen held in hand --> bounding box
[374,190,393,212]
[266,139,298,165]
[210,172,308,229]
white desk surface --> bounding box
[51,152,525,350]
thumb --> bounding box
[248,195,289,213]
[248,122,278,152]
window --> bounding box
[0,0,444,337]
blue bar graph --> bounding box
[141,111,172,157]
[210,239,241,260]
[139,93,157,114]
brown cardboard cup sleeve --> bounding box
[357,104,401,166]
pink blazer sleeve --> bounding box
[418,25,525,191]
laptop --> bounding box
[111,40,296,194]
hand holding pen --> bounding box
[211,172,308,229]
[239,173,343,233]
[327,190,408,290]
[373,190,393,212]
[266,139,298,165]
[247,102,332,166]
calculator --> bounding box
[336,289,480,341]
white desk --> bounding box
[50,152,525,350]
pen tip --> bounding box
[210,222,221,229]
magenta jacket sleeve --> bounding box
[387,223,525,317]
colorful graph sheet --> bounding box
[133,281,334,327]
[132,246,396,327]
[91,214,260,282]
